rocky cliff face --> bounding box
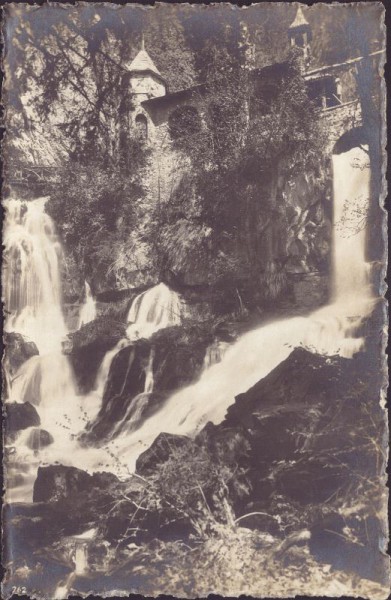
[283,168,332,275]
[59,161,333,316]
[64,318,127,393]
[136,345,384,509]
[84,325,212,444]
[4,332,39,379]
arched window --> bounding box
[294,32,304,48]
[168,105,202,141]
[135,113,148,141]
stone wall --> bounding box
[321,99,362,153]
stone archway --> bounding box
[135,113,148,141]
[333,126,368,155]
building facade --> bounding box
[123,7,372,206]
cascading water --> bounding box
[126,282,182,340]
[3,198,68,354]
[144,347,155,394]
[3,145,376,501]
[78,281,97,328]
[3,203,184,501]
[3,199,100,501]
[203,340,230,369]
[106,145,376,467]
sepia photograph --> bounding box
[1,2,389,598]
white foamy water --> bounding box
[3,198,67,354]
[106,145,375,468]
[126,282,182,340]
[3,199,100,501]
[3,146,376,499]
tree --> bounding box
[4,4,197,165]
[143,5,197,93]
[148,45,325,300]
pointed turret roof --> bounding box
[289,6,310,29]
[127,36,164,80]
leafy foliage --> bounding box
[150,48,325,294]
[46,134,149,272]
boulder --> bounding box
[5,402,41,433]
[225,347,346,426]
[33,464,121,503]
[3,332,39,377]
[4,467,128,574]
[33,465,93,503]
[214,346,384,510]
[25,428,54,450]
[136,432,193,477]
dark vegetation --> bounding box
[155,48,325,295]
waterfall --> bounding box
[94,338,130,396]
[3,145,376,500]
[107,145,375,468]
[126,282,182,340]
[332,149,372,301]
[3,199,99,501]
[53,528,96,599]
[78,281,97,328]
[3,198,67,354]
[144,348,155,393]
[203,340,230,369]
[105,347,156,438]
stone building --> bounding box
[124,6,370,206]
[117,6,382,300]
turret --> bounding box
[126,36,167,103]
[288,6,312,64]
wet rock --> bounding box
[64,317,127,393]
[33,464,121,503]
[136,432,193,477]
[86,324,211,444]
[3,332,39,377]
[290,272,329,308]
[151,325,210,390]
[5,402,41,433]
[96,296,134,321]
[25,428,54,450]
[84,342,150,442]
